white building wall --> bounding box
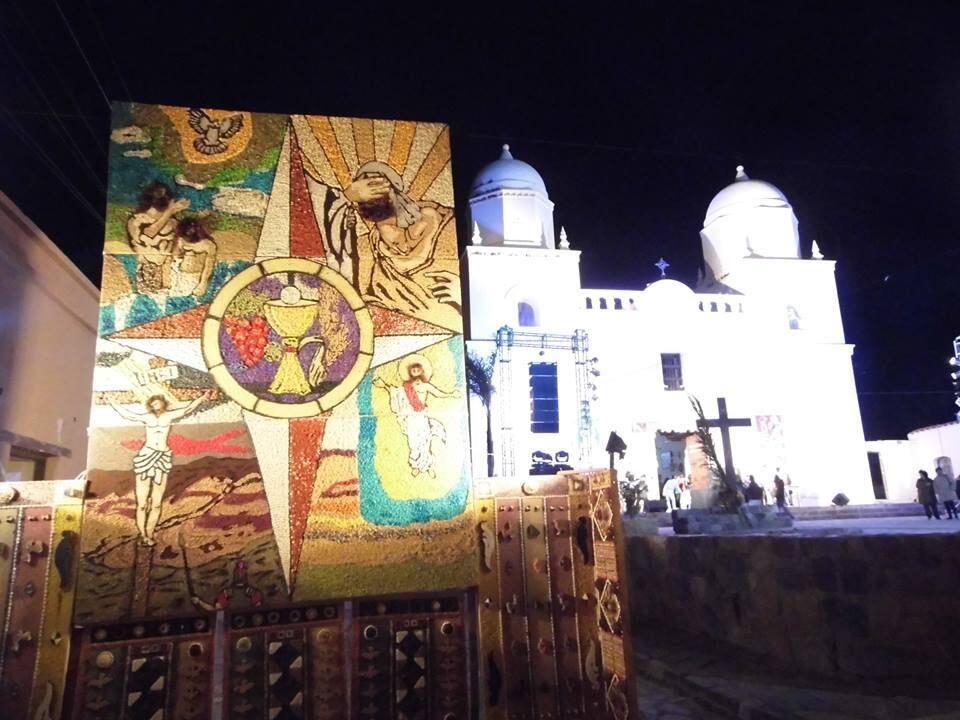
[865,439,917,502]
[0,193,99,479]
[907,422,960,480]
[463,246,581,339]
[701,205,800,281]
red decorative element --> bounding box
[288,125,326,259]
[108,304,209,339]
[370,305,452,337]
[120,429,251,456]
[289,416,326,591]
[403,381,426,412]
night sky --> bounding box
[2,1,958,440]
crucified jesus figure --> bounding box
[110,392,209,546]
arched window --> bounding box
[614,298,623,310]
[585,298,593,309]
[787,306,801,330]
[518,301,538,327]
[599,298,608,310]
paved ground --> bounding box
[793,515,960,535]
[659,514,960,536]
[632,623,960,719]
[636,675,728,719]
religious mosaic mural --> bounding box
[79,104,473,623]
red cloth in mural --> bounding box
[403,381,427,412]
[121,428,250,456]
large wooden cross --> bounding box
[697,397,752,480]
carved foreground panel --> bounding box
[70,592,473,719]
[0,480,84,720]
[476,469,637,719]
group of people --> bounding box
[661,475,693,511]
[128,181,219,301]
[916,467,960,520]
[740,472,793,516]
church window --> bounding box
[518,301,538,327]
[599,298,608,309]
[529,362,560,433]
[787,306,801,330]
[614,298,623,310]
[660,353,683,391]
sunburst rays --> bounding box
[292,115,453,207]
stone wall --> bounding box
[627,533,960,683]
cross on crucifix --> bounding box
[655,257,670,278]
[697,397,751,480]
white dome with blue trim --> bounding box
[704,165,791,227]
[470,144,548,197]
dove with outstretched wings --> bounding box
[187,108,243,155]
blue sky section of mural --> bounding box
[100,104,279,336]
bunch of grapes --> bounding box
[224,315,269,367]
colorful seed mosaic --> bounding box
[79,104,473,622]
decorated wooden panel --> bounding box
[79,104,474,623]
[475,469,637,720]
[0,480,84,720]
[71,615,214,720]
[222,593,473,720]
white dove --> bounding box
[187,108,243,155]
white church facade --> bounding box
[462,146,874,506]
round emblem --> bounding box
[202,259,374,417]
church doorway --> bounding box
[654,431,711,508]
[654,431,687,490]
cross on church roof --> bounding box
[655,257,670,278]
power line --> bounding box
[0,19,105,190]
[6,0,107,153]
[0,106,105,225]
[83,0,132,101]
[52,0,111,111]
[461,131,939,178]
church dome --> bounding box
[644,278,696,301]
[470,144,548,197]
[704,166,791,227]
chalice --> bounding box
[264,285,322,396]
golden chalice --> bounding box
[264,285,320,396]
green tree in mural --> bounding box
[689,396,744,512]
[466,350,497,477]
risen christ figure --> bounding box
[373,355,458,477]
[110,393,206,545]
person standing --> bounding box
[933,467,959,519]
[679,478,693,510]
[744,476,764,503]
[773,473,793,517]
[662,476,682,512]
[637,475,649,514]
[916,470,941,520]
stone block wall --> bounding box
[627,534,960,683]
